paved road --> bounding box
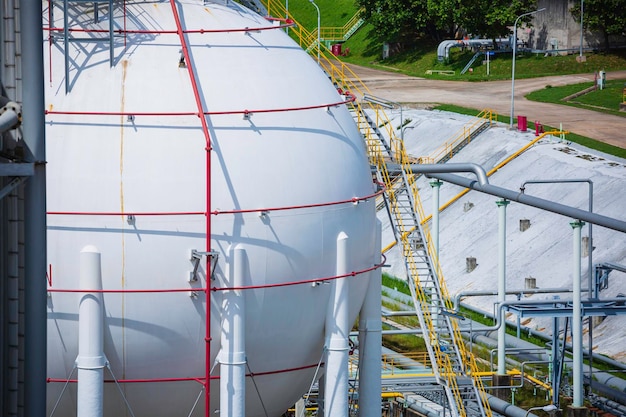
[347,65,626,149]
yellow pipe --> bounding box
[382,392,404,398]
[422,129,568,224]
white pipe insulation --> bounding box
[497,199,509,376]
[430,180,442,328]
[571,221,584,407]
[358,221,382,417]
[325,232,350,417]
[220,245,247,417]
[77,246,106,417]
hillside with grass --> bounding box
[262,0,626,158]
[275,0,626,82]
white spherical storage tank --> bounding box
[44,1,380,416]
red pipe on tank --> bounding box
[168,1,213,415]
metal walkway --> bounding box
[356,99,491,417]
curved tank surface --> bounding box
[44,1,379,416]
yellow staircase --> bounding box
[260,2,492,416]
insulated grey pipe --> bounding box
[478,329,626,396]
[571,221,584,407]
[487,393,542,417]
[497,198,509,376]
[521,178,596,388]
[404,395,443,417]
[21,2,48,416]
[419,170,626,233]
[399,162,489,186]
[595,372,626,394]
[453,287,585,311]
[459,298,626,373]
[589,390,626,414]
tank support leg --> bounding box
[220,245,247,417]
[77,246,106,417]
[325,232,350,417]
[358,222,382,417]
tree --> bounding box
[356,0,430,44]
[570,0,626,50]
[455,0,538,41]
[427,0,462,39]
[357,0,539,46]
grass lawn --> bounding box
[340,38,626,81]
[265,1,626,82]
[526,79,626,118]
[261,1,626,157]
[273,0,359,35]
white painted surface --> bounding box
[358,221,383,417]
[77,246,105,417]
[45,1,378,416]
[381,108,626,362]
[324,232,350,417]
[220,245,246,417]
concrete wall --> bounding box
[520,0,626,53]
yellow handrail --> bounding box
[317,9,364,41]
[419,109,497,164]
[422,129,569,225]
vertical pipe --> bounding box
[3,0,17,101]
[21,1,48,416]
[430,180,442,258]
[358,221,381,417]
[220,245,246,417]
[579,0,584,59]
[516,294,521,339]
[509,22,517,129]
[509,10,544,129]
[108,0,114,66]
[167,2,214,413]
[551,312,560,407]
[7,191,19,417]
[325,232,350,417]
[205,152,212,417]
[571,220,584,407]
[77,246,105,417]
[399,106,404,140]
[587,182,593,388]
[63,0,69,93]
[430,179,442,328]
[285,0,289,34]
[496,199,509,376]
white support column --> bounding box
[430,179,442,257]
[430,179,443,327]
[220,245,247,417]
[77,246,106,417]
[571,220,584,407]
[358,222,382,417]
[496,199,509,376]
[325,232,350,417]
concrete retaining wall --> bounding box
[520,0,626,52]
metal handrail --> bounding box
[420,109,497,164]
